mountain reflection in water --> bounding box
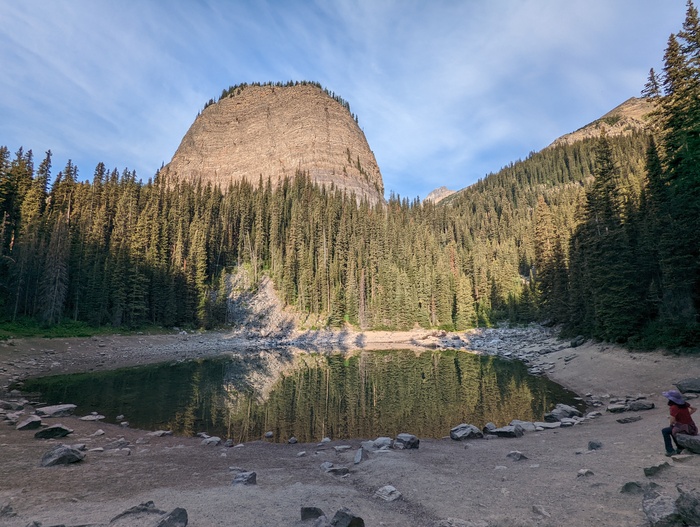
[20,349,580,443]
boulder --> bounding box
[35,404,77,418]
[330,507,364,527]
[606,404,628,413]
[40,444,85,467]
[482,422,497,434]
[109,501,188,526]
[676,434,700,454]
[676,485,700,525]
[450,424,483,440]
[353,448,364,465]
[642,492,681,527]
[509,420,536,432]
[506,451,527,461]
[675,378,700,393]
[533,421,561,430]
[288,436,298,444]
[16,415,43,430]
[394,433,419,449]
[644,461,671,477]
[570,335,586,348]
[156,508,188,527]
[201,436,221,446]
[34,424,73,439]
[79,413,105,421]
[588,441,603,451]
[617,415,643,424]
[146,430,173,437]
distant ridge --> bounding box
[423,186,455,204]
[161,83,385,205]
[548,97,654,148]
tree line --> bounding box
[0,3,697,349]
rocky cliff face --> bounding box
[548,97,654,148]
[161,84,384,205]
[423,186,456,204]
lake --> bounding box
[18,349,581,442]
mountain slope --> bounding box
[161,83,385,205]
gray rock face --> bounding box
[394,433,419,449]
[676,485,700,525]
[35,404,76,418]
[450,424,483,440]
[40,444,85,467]
[34,424,73,439]
[162,84,385,206]
[231,471,257,485]
[676,433,700,454]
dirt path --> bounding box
[0,328,699,527]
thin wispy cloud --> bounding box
[0,0,687,197]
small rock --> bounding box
[156,507,188,527]
[320,437,331,443]
[491,425,523,438]
[450,424,483,440]
[79,414,105,421]
[15,415,43,430]
[644,462,671,477]
[320,462,334,471]
[201,436,221,446]
[326,466,349,476]
[330,507,364,527]
[231,471,256,485]
[40,444,85,467]
[532,504,551,518]
[588,441,603,451]
[394,433,419,449]
[353,448,363,465]
[120,421,129,428]
[35,404,77,418]
[577,469,594,477]
[91,429,105,437]
[374,485,402,502]
[606,403,628,413]
[334,445,352,452]
[34,424,73,439]
[616,415,643,424]
[506,451,527,461]
[627,400,654,411]
[146,430,173,437]
[288,436,298,444]
[301,506,326,521]
[115,414,125,421]
[297,451,307,457]
[264,431,274,439]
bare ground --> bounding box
[0,328,699,527]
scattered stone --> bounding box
[104,438,130,450]
[606,403,628,413]
[509,420,536,432]
[374,485,402,502]
[334,445,352,453]
[88,447,104,453]
[617,415,643,424]
[676,433,700,454]
[264,431,274,439]
[644,462,671,477]
[156,507,188,527]
[559,417,577,427]
[482,422,497,434]
[35,404,77,418]
[231,471,257,485]
[532,505,551,518]
[297,451,307,457]
[642,492,681,527]
[620,481,661,495]
[0,502,16,518]
[544,404,581,422]
[627,400,654,411]
[223,439,234,447]
[115,414,125,421]
[490,425,523,438]
[349,448,363,466]
[201,436,221,446]
[394,433,419,449]
[16,415,42,430]
[533,421,561,430]
[91,429,105,437]
[588,441,603,451]
[506,451,527,461]
[146,430,173,437]
[320,462,334,471]
[120,421,129,428]
[301,507,326,521]
[577,469,594,477]
[34,424,73,439]
[288,436,298,444]
[79,414,105,421]
[330,507,364,527]
[40,444,85,467]
[450,424,483,440]
[570,335,585,348]
[327,466,349,476]
[196,432,210,439]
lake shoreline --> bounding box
[1,326,699,526]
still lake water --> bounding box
[20,349,581,443]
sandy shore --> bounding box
[0,327,699,526]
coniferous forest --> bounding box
[0,4,698,350]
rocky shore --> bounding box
[1,326,699,526]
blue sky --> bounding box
[0,1,687,200]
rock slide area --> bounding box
[0,326,699,526]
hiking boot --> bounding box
[665,450,675,457]
[675,447,685,455]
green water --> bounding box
[18,350,581,443]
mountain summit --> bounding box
[161,83,385,205]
